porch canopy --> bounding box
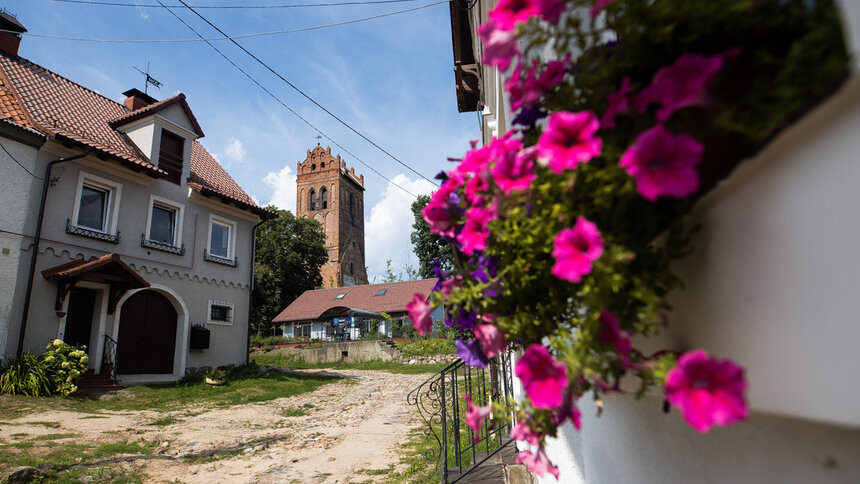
[317,306,383,322]
[41,253,149,314]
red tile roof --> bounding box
[0,51,266,216]
[273,278,438,323]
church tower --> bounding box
[296,145,368,287]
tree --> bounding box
[251,207,328,335]
[410,194,452,278]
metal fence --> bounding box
[407,351,516,483]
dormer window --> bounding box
[159,129,184,184]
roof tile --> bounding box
[273,278,439,323]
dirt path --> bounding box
[1,369,430,483]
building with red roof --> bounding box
[0,12,274,383]
[273,278,441,340]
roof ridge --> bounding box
[0,51,130,112]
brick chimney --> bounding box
[0,10,26,56]
[122,88,158,111]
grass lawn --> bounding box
[250,352,449,375]
[0,368,341,416]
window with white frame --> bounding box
[207,300,234,325]
[71,172,122,234]
[207,214,236,261]
[145,195,184,247]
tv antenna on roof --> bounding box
[133,63,162,95]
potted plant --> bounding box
[204,367,226,386]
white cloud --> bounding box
[365,174,436,281]
[262,164,297,212]
[217,137,247,168]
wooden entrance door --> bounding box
[65,288,96,349]
[117,290,178,374]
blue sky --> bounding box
[7,0,478,281]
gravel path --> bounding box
[1,368,430,483]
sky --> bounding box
[6,0,480,282]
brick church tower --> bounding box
[296,145,368,287]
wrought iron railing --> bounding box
[66,219,120,244]
[203,249,238,267]
[140,234,185,255]
[101,334,118,383]
[407,352,516,483]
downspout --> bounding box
[246,215,274,364]
[17,147,91,357]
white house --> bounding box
[0,12,274,384]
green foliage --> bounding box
[410,194,453,278]
[42,339,89,396]
[0,352,53,397]
[396,338,456,358]
[250,352,447,374]
[205,366,226,382]
[251,207,328,335]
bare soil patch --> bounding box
[0,368,428,483]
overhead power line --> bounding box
[51,0,423,8]
[0,140,42,180]
[173,0,439,187]
[155,0,421,198]
[9,1,447,43]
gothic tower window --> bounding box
[309,188,317,211]
[349,193,354,218]
[320,186,328,210]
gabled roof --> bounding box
[0,50,266,216]
[109,93,204,137]
[273,278,438,323]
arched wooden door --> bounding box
[117,290,177,374]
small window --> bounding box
[77,185,108,231]
[159,130,184,185]
[350,262,353,274]
[375,289,387,296]
[321,162,325,168]
[207,300,234,325]
[334,293,347,300]
[70,171,122,237]
[309,188,317,211]
[320,187,328,210]
[312,163,317,170]
[207,215,236,262]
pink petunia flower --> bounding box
[551,216,604,283]
[515,344,569,409]
[590,0,618,18]
[507,60,566,111]
[489,0,565,31]
[477,20,520,72]
[598,310,632,363]
[422,201,455,238]
[516,447,559,478]
[600,77,632,129]
[407,293,433,336]
[555,385,583,430]
[634,53,725,122]
[458,207,496,255]
[538,111,602,174]
[618,125,703,201]
[665,349,748,433]
[510,420,541,446]
[472,323,508,358]
[492,144,536,194]
[465,394,493,443]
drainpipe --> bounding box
[246,215,275,364]
[16,147,91,357]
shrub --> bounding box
[205,366,227,382]
[397,339,457,358]
[42,339,88,396]
[0,351,53,396]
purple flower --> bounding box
[598,311,632,363]
[551,216,604,284]
[634,53,725,123]
[537,111,602,174]
[600,77,632,129]
[457,339,490,368]
[447,307,477,330]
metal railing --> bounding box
[407,351,515,483]
[101,334,118,383]
[66,219,120,244]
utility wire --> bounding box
[8,1,447,43]
[156,0,420,198]
[174,0,439,187]
[51,0,424,8]
[0,140,42,180]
